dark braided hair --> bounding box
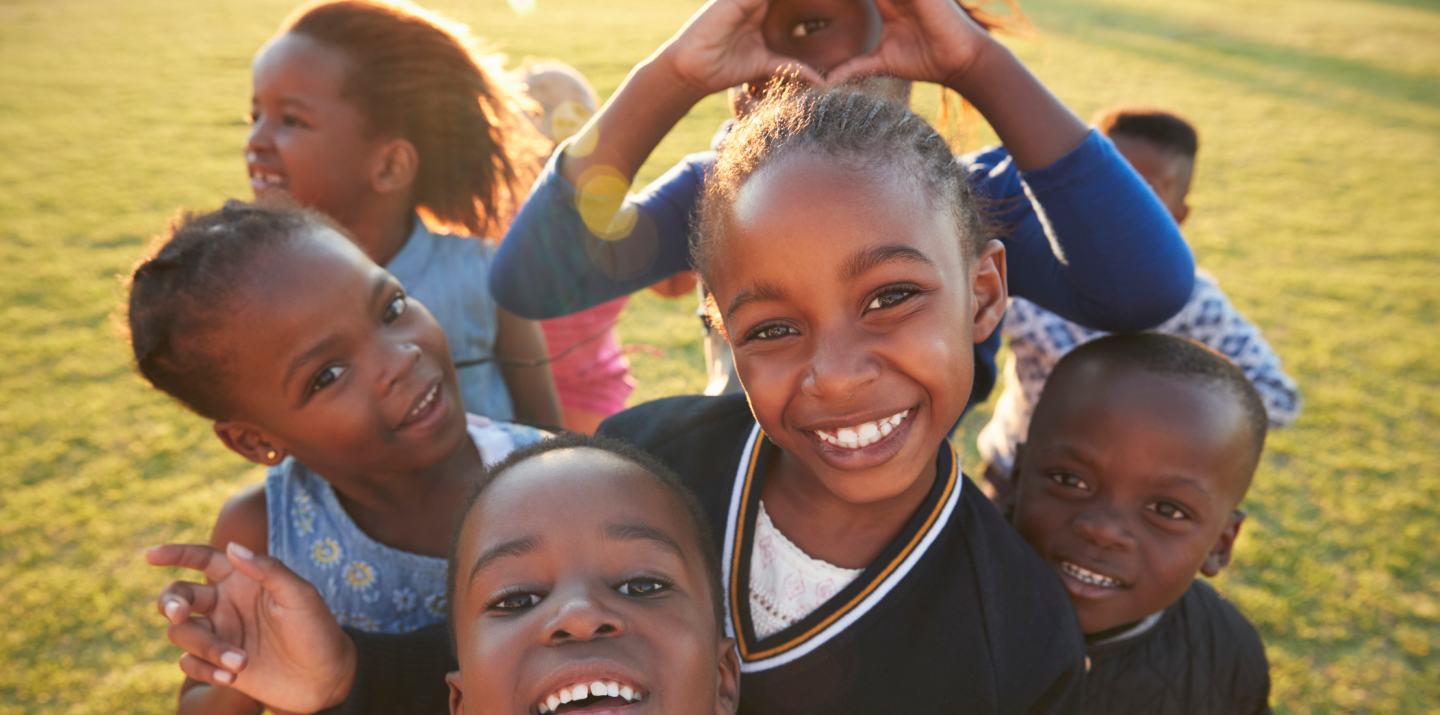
[282,0,547,237]
[127,200,339,420]
[694,84,987,286]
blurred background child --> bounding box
[1011,333,1272,714]
[245,0,561,427]
[977,105,1301,502]
[128,202,547,715]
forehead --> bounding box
[714,149,963,285]
[460,450,700,564]
[1032,360,1252,494]
[252,32,353,96]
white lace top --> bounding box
[749,501,864,639]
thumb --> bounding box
[225,542,321,610]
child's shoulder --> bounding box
[598,394,753,451]
[1085,579,1270,714]
[210,481,268,555]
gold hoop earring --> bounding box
[267,450,278,460]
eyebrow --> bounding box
[469,535,543,581]
[841,244,936,281]
[282,274,394,391]
[1147,473,1211,498]
[725,280,791,320]
[605,522,688,563]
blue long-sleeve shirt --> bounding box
[493,129,1195,406]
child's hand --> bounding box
[659,0,821,98]
[828,0,996,90]
[147,542,357,713]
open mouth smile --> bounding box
[812,409,910,450]
[1059,560,1126,589]
[398,382,441,428]
[536,679,644,714]
[247,161,288,193]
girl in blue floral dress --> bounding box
[126,201,545,715]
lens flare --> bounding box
[507,0,536,16]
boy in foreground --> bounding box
[1011,333,1273,714]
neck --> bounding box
[340,201,415,268]
[327,432,482,557]
[760,446,939,570]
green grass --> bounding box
[2,0,1437,712]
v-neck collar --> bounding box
[721,423,963,672]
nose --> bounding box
[377,339,422,396]
[245,114,273,157]
[541,587,625,645]
[801,326,880,401]
[1072,506,1135,551]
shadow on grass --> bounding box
[1036,0,1440,131]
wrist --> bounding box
[648,43,723,107]
[939,34,1007,96]
[318,638,358,711]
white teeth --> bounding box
[1062,561,1121,588]
[814,409,910,449]
[538,680,640,712]
[408,385,438,418]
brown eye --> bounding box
[1048,472,1089,491]
[1147,502,1189,521]
[791,18,830,37]
[383,294,407,323]
[309,365,347,394]
[748,323,798,342]
[617,578,670,597]
[491,592,541,611]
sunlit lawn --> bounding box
[2,0,1437,712]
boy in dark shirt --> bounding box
[1011,333,1273,714]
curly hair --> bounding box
[126,200,339,420]
[282,0,547,236]
[694,84,987,286]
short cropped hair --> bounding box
[445,432,724,655]
[1046,333,1268,471]
[1092,105,1199,160]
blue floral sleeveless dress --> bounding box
[266,415,546,633]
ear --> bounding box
[1201,509,1246,577]
[715,636,742,715]
[371,137,419,196]
[446,670,465,715]
[213,421,287,466]
[970,239,1008,344]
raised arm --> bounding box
[831,0,1194,330]
[491,0,818,319]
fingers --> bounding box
[826,54,889,86]
[157,580,220,624]
[178,652,244,687]
[224,542,324,611]
[147,543,236,582]
[169,618,249,682]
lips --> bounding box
[397,381,442,429]
[1054,558,1130,601]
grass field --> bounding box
[2,0,1438,712]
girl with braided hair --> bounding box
[492,0,1195,410]
[128,202,548,715]
[148,86,1086,715]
